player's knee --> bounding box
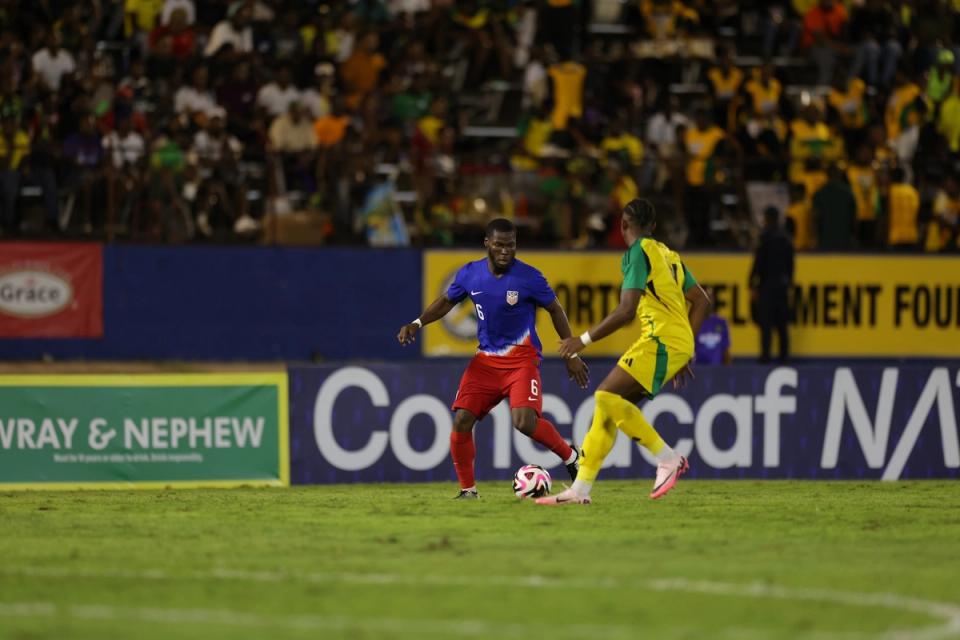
[594,389,617,407]
[452,411,476,433]
[512,415,536,435]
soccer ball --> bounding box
[512,464,552,498]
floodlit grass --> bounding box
[1,481,959,639]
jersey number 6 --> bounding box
[476,304,484,320]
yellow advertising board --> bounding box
[423,251,960,358]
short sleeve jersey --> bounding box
[621,237,697,352]
[447,258,556,366]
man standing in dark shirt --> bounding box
[814,164,857,250]
[751,206,795,363]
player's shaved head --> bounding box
[623,198,656,230]
[485,218,516,238]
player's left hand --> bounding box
[673,364,695,390]
[558,336,584,359]
[565,355,590,389]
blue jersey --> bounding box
[447,258,556,365]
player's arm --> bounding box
[557,288,642,358]
[396,294,458,346]
[685,284,712,338]
[544,298,574,340]
[544,298,590,388]
[674,265,712,389]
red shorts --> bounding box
[451,355,542,420]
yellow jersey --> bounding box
[886,83,922,138]
[621,237,696,353]
[683,125,725,185]
[828,78,867,129]
[707,66,744,101]
[888,183,920,246]
[549,62,586,130]
[745,77,782,116]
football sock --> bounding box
[655,445,679,464]
[570,478,593,497]
[563,448,578,466]
[531,418,575,462]
[450,431,476,489]
[597,390,672,458]
[577,391,619,484]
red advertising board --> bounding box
[0,243,103,337]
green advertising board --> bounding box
[0,373,288,489]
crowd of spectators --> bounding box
[0,0,959,251]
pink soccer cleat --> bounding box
[535,486,591,506]
[650,455,689,500]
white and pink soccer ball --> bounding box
[512,464,552,498]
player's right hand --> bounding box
[397,323,420,345]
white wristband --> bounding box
[567,353,580,359]
[580,331,593,346]
[412,318,423,328]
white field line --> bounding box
[2,567,959,640]
[0,601,642,639]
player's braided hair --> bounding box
[623,198,656,228]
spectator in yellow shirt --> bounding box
[937,84,960,152]
[927,174,960,251]
[683,109,727,246]
[827,73,867,148]
[886,167,920,250]
[640,0,699,40]
[549,60,586,130]
[600,117,643,169]
[885,70,922,139]
[744,63,782,117]
[789,103,841,184]
[846,145,879,247]
[707,46,744,131]
[0,116,30,235]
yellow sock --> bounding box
[577,392,618,484]
[597,390,667,456]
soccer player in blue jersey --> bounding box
[397,218,590,499]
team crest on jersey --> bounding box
[506,290,519,305]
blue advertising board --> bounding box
[289,362,960,484]
[0,245,422,361]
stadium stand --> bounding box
[0,0,957,252]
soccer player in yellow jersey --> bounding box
[537,199,711,505]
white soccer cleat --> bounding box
[650,455,689,500]
[535,486,591,506]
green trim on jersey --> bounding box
[621,239,649,291]
[651,337,669,394]
[681,263,698,293]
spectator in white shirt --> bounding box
[31,32,76,92]
[174,66,218,122]
[103,116,147,231]
[256,65,301,118]
[203,4,253,57]
[191,107,248,236]
[104,117,146,170]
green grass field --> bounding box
[1,480,959,640]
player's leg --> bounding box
[536,366,622,505]
[450,409,479,499]
[613,341,691,499]
[539,340,689,505]
[511,407,579,479]
[449,357,503,499]
[506,364,578,478]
